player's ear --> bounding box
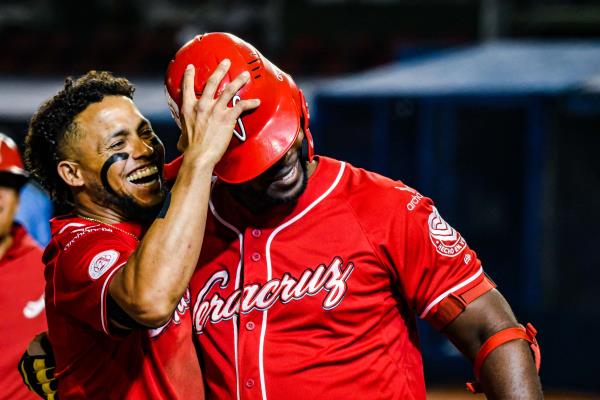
[57,160,85,188]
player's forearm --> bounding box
[110,156,215,327]
[443,290,542,399]
[477,339,543,399]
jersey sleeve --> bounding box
[52,230,136,335]
[394,194,486,320]
[350,176,491,328]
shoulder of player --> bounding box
[50,218,132,255]
[45,220,134,284]
[339,161,427,210]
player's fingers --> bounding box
[230,99,261,119]
[200,59,231,107]
[33,358,47,371]
[42,381,56,395]
[35,367,55,383]
[180,64,197,115]
[214,71,249,110]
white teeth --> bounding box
[280,164,297,181]
[127,165,159,182]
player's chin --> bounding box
[264,168,307,204]
[123,178,165,207]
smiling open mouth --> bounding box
[126,165,159,185]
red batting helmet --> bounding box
[164,32,314,184]
[0,133,28,188]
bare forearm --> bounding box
[478,339,542,399]
[444,290,542,399]
[110,157,214,326]
[108,60,258,328]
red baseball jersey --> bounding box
[188,156,489,400]
[44,215,203,399]
[0,224,46,400]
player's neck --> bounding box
[306,159,318,178]
[0,233,14,260]
[74,200,130,225]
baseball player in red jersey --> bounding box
[22,64,259,398]
[0,133,47,400]
[164,33,543,399]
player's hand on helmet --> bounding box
[177,59,260,166]
[18,332,59,400]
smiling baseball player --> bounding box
[22,60,259,398]
[164,33,542,400]
[20,32,541,400]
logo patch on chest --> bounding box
[88,250,120,280]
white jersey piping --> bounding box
[260,161,346,400]
[419,266,484,319]
[100,261,127,335]
[209,199,244,400]
[57,222,86,235]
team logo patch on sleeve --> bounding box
[428,207,466,257]
[88,250,120,280]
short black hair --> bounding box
[25,71,135,205]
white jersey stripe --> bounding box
[261,162,347,400]
[57,222,86,235]
[209,199,244,400]
[100,261,127,335]
[419,266,484,319]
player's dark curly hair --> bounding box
[25,71,135,206]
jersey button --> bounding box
[251,252,261,262]
[251,229,261,238]
[245,378,255,388]
[245,321,255,331]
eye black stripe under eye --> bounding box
[101,152,129,195]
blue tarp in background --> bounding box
[313,41,600,391]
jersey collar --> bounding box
[210,156,343,229]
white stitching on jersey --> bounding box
[419,266,484,319]
[57,222,86,235]
[100,261,127,335]
[209,199,244,400]
[260,162,346,400]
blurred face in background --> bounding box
[0,186,19,238]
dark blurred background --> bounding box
[1,0,599,397]
[3,0,600,76]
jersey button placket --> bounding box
[239,227,267,399]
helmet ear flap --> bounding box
[298,90,314,162]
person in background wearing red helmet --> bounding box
[0,133,47,400]
[163,33,543,400]
[21,65,259,399]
